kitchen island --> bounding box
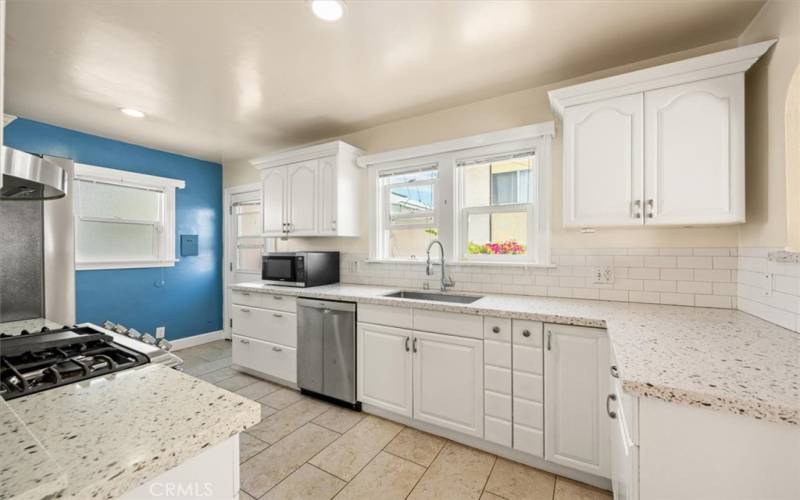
[0,362,260,499]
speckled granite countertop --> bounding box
[3,364,260,499]
[233,282,800,426]
[0,317,65,335]
[0,400,67,500]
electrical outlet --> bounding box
[592,267,614,284]
[155,327,166,339]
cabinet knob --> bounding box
[606,394,618,419]
[405,336,410,352]
[492,326,500,334]
[273,313,283,318]
[240,308,251,313]
[610,365,620,378]
[272,346,283,352]
[239,339,249,344]
[646,199,654,218]
[522,329,531,337]
[273,295,283,300]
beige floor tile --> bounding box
[334,451,425,500]
[259,388,304,409]
[240,423,340,498]
[480,492,505,500]
[384,427,446,467]
[239,432,269,463]
[239,490,256,500]
[309,415,403,481]
[554,477,612,500]
[407,441,496,500]
[214,372,260,392]
[248,397,332,444]
[260,404,277,420]
[236,380,283,400]
[261,463,346,500]
[312,406,365,434]
[197,366,239,383]
[484,458,555,500]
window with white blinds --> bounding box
[73,163,185,270]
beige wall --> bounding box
[737,0,800,249]
[224,23,794,253]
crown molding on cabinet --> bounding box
[548,39,777,119]
[250,140,364,170]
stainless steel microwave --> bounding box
[261,252,340,287]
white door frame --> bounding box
[223,182,263,340]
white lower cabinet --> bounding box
[544,324,610,477]
[232,334,297,383]
[357,323,413,417]
[512,320,544,457]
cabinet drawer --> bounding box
[413,309,483,339]
[514,424,543,457]
[513,344,543,374]
[262,293,297,313]
[485,391,511,420]
[483,317,511,342]
[359,303,413,329]
[484,339,511,368]
[514,372,543,402]
[514,398,543,429]
[232,305,297,347]
[485,366,511,395]
[232,335,297,383]
[231,290,262,308]
[513,320,543,346]
[485,417,512,447]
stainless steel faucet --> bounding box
[425,240,455,292]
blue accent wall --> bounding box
[4,118,223,340]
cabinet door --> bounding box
[544,324,610,477]
[644,73,744,225]
[413,330,483,437]
[357,323,412,417]
[317,155,338,235]
[286,160,318,235]
[563,93,644,227]
[261,166,286,236]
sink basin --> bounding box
[383,290,483,304]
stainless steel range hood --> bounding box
[1,146,68,200]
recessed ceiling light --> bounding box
[311,0,344,21]
[120,108,146,118]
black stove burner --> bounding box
[0,326,150,400]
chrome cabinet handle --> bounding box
[331,220,337,230]
[610,365,620,378]
[632,199,642,219]
[240,292,250,296]
[240,308,251,312]
[646,199,654,218]
[405,336,410,352]
[492,326,500,334]
[546,331,552,351]
[522,329,531,338]
[412,338,418,353]
[273,313,283,318]
[273,295,283,300]
[607,394,618,419]
[272,346,282,352]
[239,339,250,344]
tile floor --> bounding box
[178,340,612,500]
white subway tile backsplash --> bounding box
[628,267,661,280]
[695,295,733,308]
[644,280,677,293]
[660,268,694,281]
[614,256,644,267]
[677,281,712,294]
[677,256,713,269]
[660,293,694,306]
[644,256,676,268]
[692,248,731,256]
[693,269,732,282]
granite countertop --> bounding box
[232,282,800,426]
[0,317,65,334]
[0,400,67,500]
[3,364,260,500]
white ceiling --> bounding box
[5,0,764,163]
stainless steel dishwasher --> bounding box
[296,298,358,408]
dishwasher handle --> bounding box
[297,297,356,313]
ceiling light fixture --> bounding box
[310,0,344,21]
[120,108,146,118]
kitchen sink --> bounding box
[383,290,483,304]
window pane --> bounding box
[236,204,261,237]
[466,212,527,255]
[237,245,263,272]
[79,181,161,221]
[390,183,434,217]
[385,227,438,260]
[77,221,157,262]
[463,156,534,208]
[384,169,437,184]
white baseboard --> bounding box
[171,330,226,350]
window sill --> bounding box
[364,259,555,269]
[76,259,179,271]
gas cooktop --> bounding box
[0,326,150,400]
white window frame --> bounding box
[73,163,185,270]
[363,122,553,265]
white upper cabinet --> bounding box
[550,40,775,228]
[563,94,643,227]
[644,74,744,225]
[251,141,364,237]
